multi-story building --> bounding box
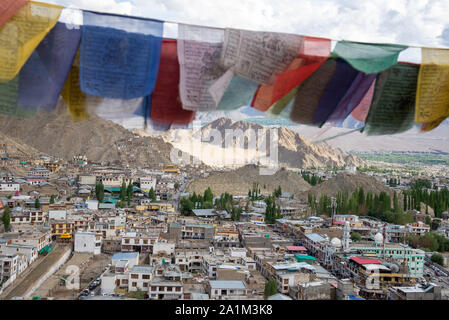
[168,222,215,242]
[50,221,74,240]
[406,222,431,237]
[129,265,153,292]
[10,230,51,252]
[121,232,159,253]
[0,244,37,265]
[0,183,20,192]
[139,177,157,192]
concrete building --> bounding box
[0,183,20,192]
[289,281,332,300]
[388,284,442,300]
[74,231,102,255]
[139,177,156,192]
[128,265,153,292]
[208,280,248,299]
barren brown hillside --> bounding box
[186,164,311,196]
[299,172,394,200]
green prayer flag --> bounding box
[332,41,408,74]
[217,76,259,110]
[364,63,418,136]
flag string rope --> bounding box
[63,5,438,50]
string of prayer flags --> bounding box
[252,36,331,112]
[17,22,81,113]
[313,58,360,126]
[79,11,163,99]
[351,79,376,123]
[364,63,419,135]
[415,48,449,130]
[0,1,62,82]
[177,24,226,111]
[150,39,195,125]
[332,41,408,74]
[325,72,377,125]
[290,58,338,124]
[0,0,27,28]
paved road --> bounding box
[4,245,69,299]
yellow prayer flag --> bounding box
[62,51,103,121]
[62,62,89,121]
[415,48,449,124]
[0,1,62,82]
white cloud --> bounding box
[47,0,449,52]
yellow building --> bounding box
[148,203,174,213]
[163,164,180,174]
[50,222,74,239]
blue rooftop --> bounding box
[306,233,326,243]
[112,252,139,261]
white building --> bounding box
[48,208,67,221]
[86,200,99,210]
[0,183,20,192]
[407,222,431,237]
[208,280,248,299]
[128,265,153,292]
[111,252,139,269]
[0,244,37,265]
[139,177,157,192]
[10,230,51,252]
[74,231,102,255]
[153,242,175,256]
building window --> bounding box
[142,275,150,280]
[132,282,137,287]
[131,274,138,279]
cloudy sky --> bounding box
[46,0,449,50]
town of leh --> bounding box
[1,0,449,304]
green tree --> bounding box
[95,183,104,203]
[264,279,278,298]
[1,206,10,232]
[120,181,127,202]
[126,182,133,206]
[34,198,40,209]
[351,232,362,242]
[50,194,55,204]
[431,253,444,266]
[204,187,214,203]
[180,198,194,216]
[174,182,180,191]
[149,187,156,202]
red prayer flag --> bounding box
[252,36,331,112]
[0,0,27,28]
[150,39,195,125]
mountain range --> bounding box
[164,117,365,169]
